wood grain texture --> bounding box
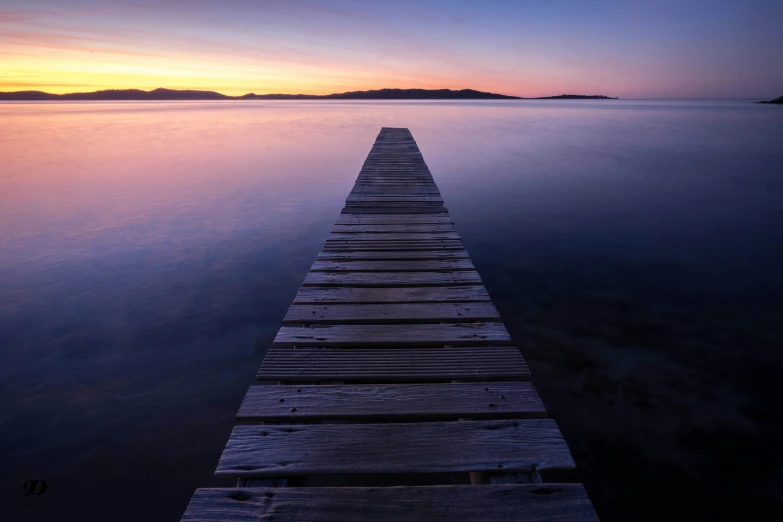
[349,194,442,198]
[257,346,530,382]
[341,207,448,214]
[237,382,546,421]
[327,232,460,241]
[283,302,500,324]
[294,285,491,303]
[310,259,474,272]
[344,204,444,209]
[346,196,443,202]
[350,186,440,191]
[182,485,598,522]
[274,323,512,347]
[322,242,464,251]
[216,419,574,477]
[302,271,481,287]
[356,179,432,182]
[351,188,438,193]
[330,225,457,233]
[316,250,469,261]
[335,216,453,225]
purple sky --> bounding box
[1,0,781,97]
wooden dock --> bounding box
[181,128,599,521]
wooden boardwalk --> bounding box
[181,128,598,521]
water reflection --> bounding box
[1,100,782,520]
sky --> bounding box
[1,0,781,98]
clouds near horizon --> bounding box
[1,0,781,98]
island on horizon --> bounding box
[0,87,618,101]
[535,94,618,100]
[756,96,783,104]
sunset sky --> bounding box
[1,0,781,98]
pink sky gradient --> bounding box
[1,0,781,98]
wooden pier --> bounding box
[181,128,598,521]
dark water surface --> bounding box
[1,100,782,520]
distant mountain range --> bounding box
[0,88,618,101]
[757,96,783,104]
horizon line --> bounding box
[0,87,777,101]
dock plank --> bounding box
[216,419,574,477]
[347,194,443,199]
[322,242,464,251]
[302,271,481,287]
[283,302,499,324]
[327,232,461,241]
[258,346,529,382]
[237,382,545,422]
[182,485,598,522]
[334,215,453,224]
[330,225,457,233]
[316,250,469,261]
[310,259,475,272]
[274,323,512,347]
[294,285,491,303]
[341,207,449,214]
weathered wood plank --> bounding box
[347,197,444,203]
[294,285,491,303]
[237,382,545,421]
[351,185,438,189]
[258,346,529,382]
[352,186,435,189]
[346,201,442,205]
[341,207,448,214]
[317,251,469,261]
[274,323,512,347]
[283,302,499,324]
[351,184,439,189]
[353,182,432,185]
[324,238,463,246]
[327,232,460,241]
[182,485,598,522]
[345,192,443,195]
[344,205,443,209]
[357,177,434,180]
[335,213,454,221]
[322,242,464,251]
[344,201,443,205]
[358,167,428,170]
[349,191,441,196]
[216,419,574,477]
[350,193,439,196]
[358,174,432,177]
[310,260,474,272]
[335,213,454,220]
[302,271,481,287]
[331,225,457,233]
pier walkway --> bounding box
[181,128,598,521]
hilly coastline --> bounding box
[756,96,783,104]
[0,87,618,101]
[536,94,618,99]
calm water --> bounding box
[1,100,782,520]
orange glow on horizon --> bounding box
[0,17,523,96]
[2,1,779,99]
[1,51,523,96]
[0,5,542,97]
